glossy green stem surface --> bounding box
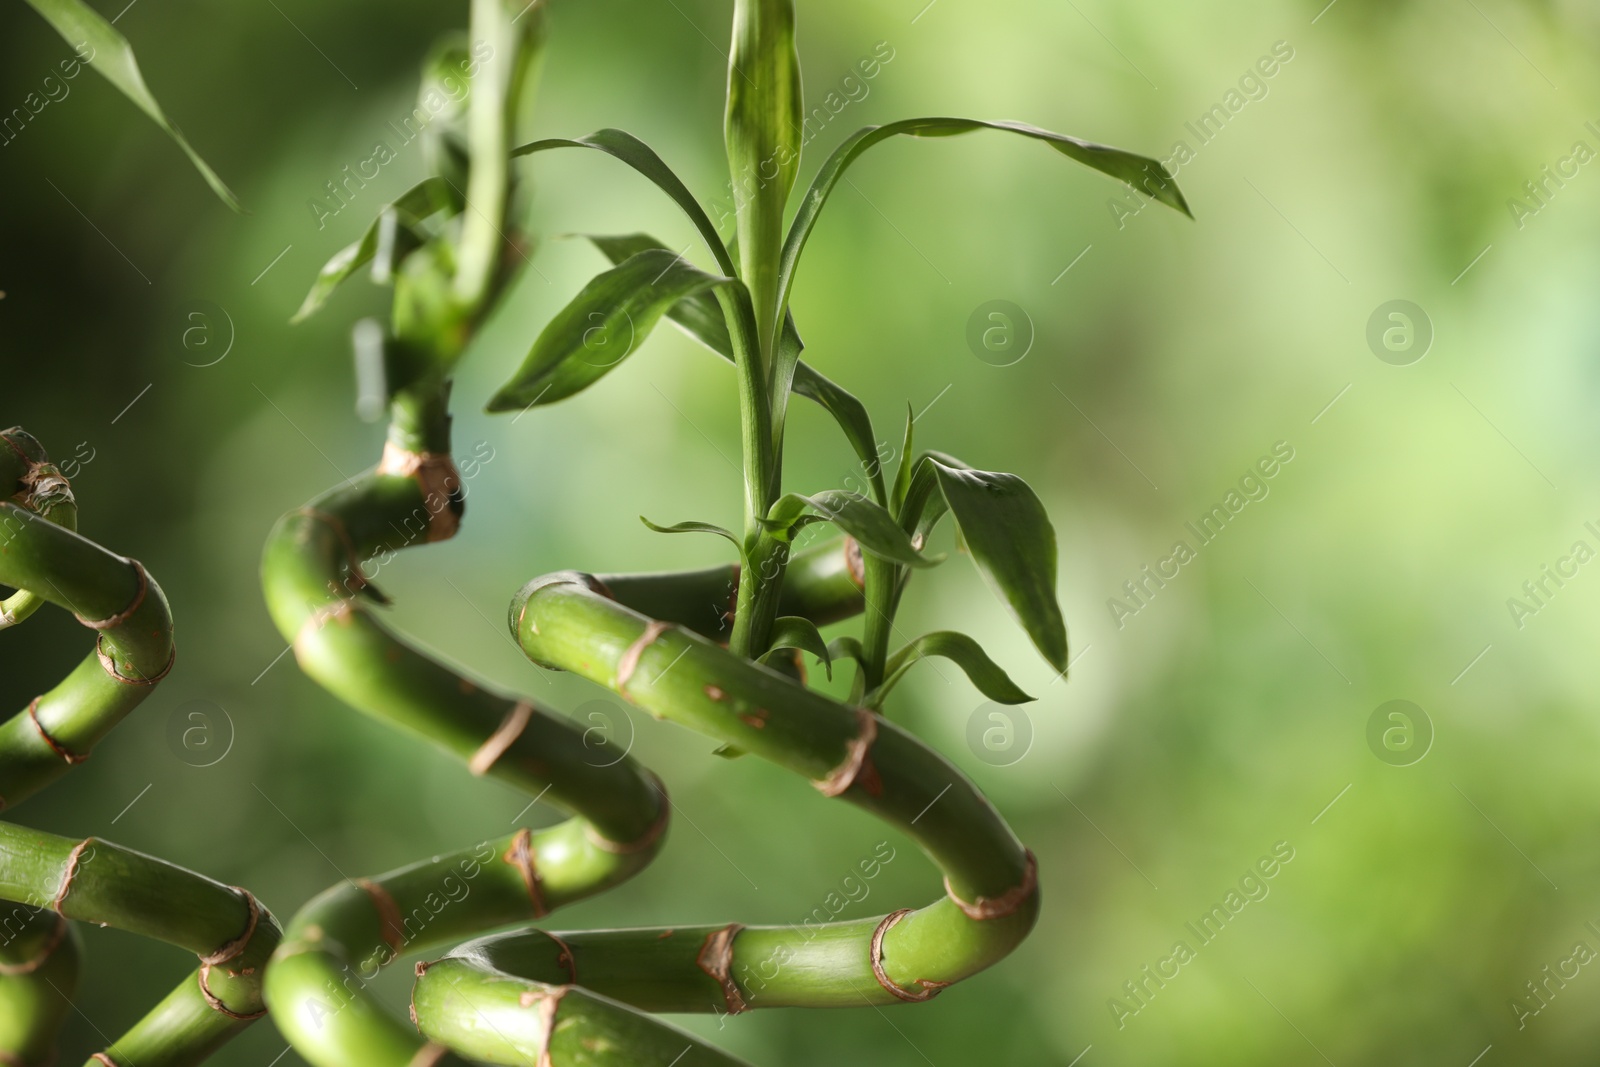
[403,572,1037,1063]
[2,428,280,1067]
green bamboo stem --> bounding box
[413,959,753,1067]
[0,452,76,632]
[592,534,863,640]
[1,429,175,810]
[2,428,284,1066]
[259,430,672,1067]
[406,574,1036,1062]
[0,905,81,1067]
[0,824,280,1067]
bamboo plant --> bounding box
[0,9,267,1064]
[0,427,281,1067]
[259,1,1187,1064]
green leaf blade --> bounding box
[763,615,831,680]
[766,490,934,569]
[486,249,731,412]
[725,0,803,342]
[292,177,458,323]
[512,130,736,276]
[870,631,1034,708]
[24,0,241,210]
[779,117,1190,316]
[927,459,1067,671]
[639,517,741,551]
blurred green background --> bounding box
[4,0,1600,1063]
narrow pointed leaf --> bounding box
[292,178,458,322]
[512,130,736,275]
[486,249,730,412]
[890,404,916,513]
[869,631,1034,709]
[586,234,736,356]
[763,615,831,680]
[725,0,802,340]
[827,635,867,668]
[24,0,241,210]
[639,517,741,551]
[791,363,884,502]
[779,118,1190,314]
[900,449,965,543]
[926,459,1067,671]
[583,232,880,488]
[764,491,935,568]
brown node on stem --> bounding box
[813,708,878,798]
[843,536,865,589]
[530,985,568,1067]
[469,701,533,776]
[356,878,407,958]
[74,559,147,630]
[29,697,88,765]
[95,634,175,687]
[615,620,670,696]
[533,928,577,983]
[199,888,269,1019]
[584,772,670,855]
[943,849,1038,921]
[696,923,748,1015]
[52,838,94,912]
[377,442,462,543]
[869,909,952,1003]
[503,829,548,918]
[90,1054,119,1067]
[0,912,69,976]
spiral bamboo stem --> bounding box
[1,428,281,1067]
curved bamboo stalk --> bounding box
[257,415,866,1067]
[0,427,281,1067]
[403,575,1036,1063]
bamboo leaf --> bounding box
[923,457,1067,672]
[763,615,831,680]
[23,0,241,210]
[512,130,737,275]
[779,118,1191,315]
[827,635,866,668]
[763,491,935,568]
[725,0,802,338]
[868,631,1034,708]
[585,232,878,488]
[486,249,731,412]
[791,364,883,502]
[292,178,458,323]
[586,234,736,356]
[639,517,741,551]
[890,404,916,513]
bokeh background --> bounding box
[4,0,1600,1063]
